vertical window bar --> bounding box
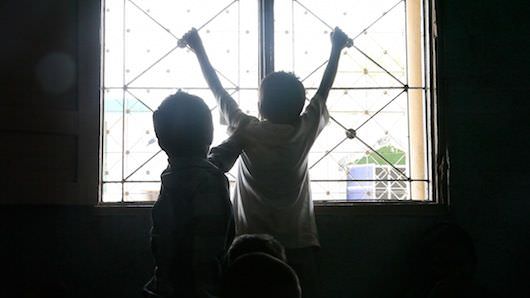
[258,0,274,81]
[99,0,107,203]
[121,0,126,203]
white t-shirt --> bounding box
[217,92,329,249]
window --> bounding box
[100,0,438,203]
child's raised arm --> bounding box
[182,28,243,129]
[315,27,351,100]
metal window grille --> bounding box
[100,0,434,203]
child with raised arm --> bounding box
[183,27,350,298]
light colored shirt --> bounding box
[217,91,329,248]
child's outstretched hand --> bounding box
[179,28,204,52]
[330,27,352,50]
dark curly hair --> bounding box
[259,71,306,124]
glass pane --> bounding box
[124,182,161,202]
[275,0,429,201]
[101,0,258,202]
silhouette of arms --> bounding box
[208,132,244,173]
[315,27,351,100]
[182,28,243,129]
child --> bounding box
[183,27,350,298]
[144,91,237,298]
[222,252,301,298]
[226,233,287,265]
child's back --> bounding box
[144,91,235,298]
[148,157,233,297]
[232,94,328,248]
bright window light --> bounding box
[101,0,433,203]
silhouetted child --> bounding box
[222,252,301,298]
[226,233,287,265]
[144,91,237,298]
[183,27,350,298]
[406,222,497,298]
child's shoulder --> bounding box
[162,159,225,187]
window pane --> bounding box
[275,0,430,201]
[101,0,258,202]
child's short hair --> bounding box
[259,71,306,124]
[222,252,301,298]
[226,234,286,265]
[153,91,213,157]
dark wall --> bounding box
[438,0,530,295]
[1,0,529,297]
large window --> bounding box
[101,0,436,203]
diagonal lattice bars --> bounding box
[102,0,430,202]
[125,0,239,88]
[292,0,411,178]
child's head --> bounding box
[226,234,286,265]
[422,222,477,280]
[222,252,301,298]
[259,71,306,124]
[153,91,213,158]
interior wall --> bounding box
[437,0,530,295]
[1,0,529,297]
[0,0,100,204]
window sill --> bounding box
[314,200,447,216]
[95,201,447,216]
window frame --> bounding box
[96,0,447,211]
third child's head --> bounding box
[226,234,287,265]
[258,71,306,124]
[153,91,213,158]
